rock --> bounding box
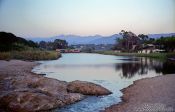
[0,91,63,112]
[0,77,85,112]
[0,60,111,112]
[67,80,112,95]
[38,73,46,76]
[61,93,85,105]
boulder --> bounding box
[0,60,112,112]
[0,91,63,112]
[0,87,85,112]
[67,80,112,95]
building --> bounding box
[138,44,164,54]
[56,49,80,53]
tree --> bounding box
[53,39,68,49]
[0,32,38,51]
[155,36,175,52]
[119,30,129,38]
[39,41,47,49]
[116,30,141,52]
[39,39,68,50]
[28,40,38,48]
[143,38,155,44]
[138,34,148,41]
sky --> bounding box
[0,0,175,37]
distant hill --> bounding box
[28,33,175,45]
[0,32,38,51]
[88,34,121,45]
[28,35,102,44]
[29,34,121,45]
[148,33,175,39]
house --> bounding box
[56,49,61,52]
[69,49,81,53]
[153,49,165,53]
[114,50,121,53]
[138,44,155,54]
[56,49,80,53]
[56,49,67,53]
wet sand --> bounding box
[104,74,175,112]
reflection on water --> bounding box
[154,61,175,74]
[116,58,175,79]
[32,53,175,112]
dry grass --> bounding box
[0,51,61,60]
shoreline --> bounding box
[1,59,175,112]
[104,74,175,112]
[95,51,175,61]
[0,60,111,112]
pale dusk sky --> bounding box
[0,0,175,37]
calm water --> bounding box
[32,53,175,112]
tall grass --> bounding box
[0,51,61,60]
[0,52,11,60]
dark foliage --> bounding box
[155,36,175,52]
[114,30,175,52]
[116,30,141,52]
[0,32,38,51]
[39,39,68,50]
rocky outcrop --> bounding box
[67,80,112,95]
[0,91,63,112]
[0,60,112,112]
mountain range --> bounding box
[28,33,175,45]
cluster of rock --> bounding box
[0,60,112,112]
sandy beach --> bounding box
[104,74,175,112]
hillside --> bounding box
[148,33,175,39]
[28,33,175,45]
[29,34,121,45]
[28,35,101,44]
[0,32,38,51]
[88,34,121,45]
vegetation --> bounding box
[39,39,68,50]
[96,50,175,60]
[0,32,61,60]
[96,30,175,60]
[155,36,175,52]
[138,34,148,41]
[0,32,38,51]
[114,30,175,53]
[115,30,141,52]
[0,51,61,60]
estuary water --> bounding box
[32,53,175,112]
